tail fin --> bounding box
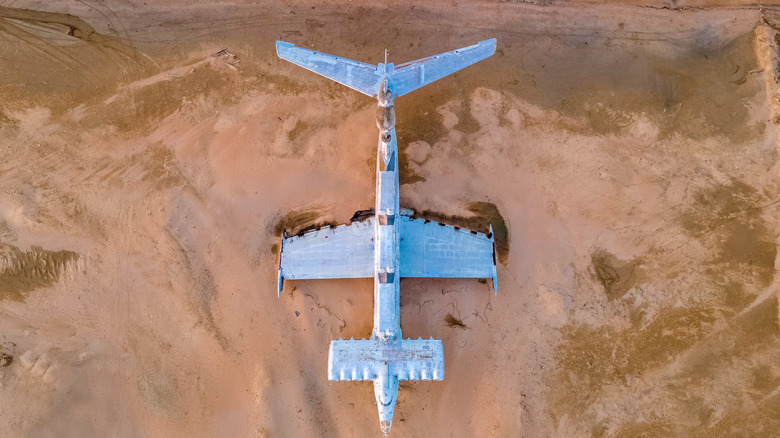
[276,39,496,100]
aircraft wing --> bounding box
[389,39,496,98]
[398,214,498,295]
[276,41,383,97]
[277,219,375,296]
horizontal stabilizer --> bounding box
[276,41,383,97]
[276,39,496,99]
[328,338,444,381]
[390,38,496,97]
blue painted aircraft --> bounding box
[276,39,497,435]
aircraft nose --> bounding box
[380,420,392,435]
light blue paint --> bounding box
[276,39,497,435]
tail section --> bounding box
[276,39,496,100]
[276,41,383,98]
[390,39,496,97]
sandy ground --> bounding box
[1,0,779,436]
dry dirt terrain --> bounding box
[1,0,779,437]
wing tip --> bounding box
[277,234,285,297]
[480,38,497,55]
[489,224,498,296]
[276,40,294,58]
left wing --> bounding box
[278,219,375,296]
[399,214,498,294]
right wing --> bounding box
[399,214,498,294]
[278,219,375,296]
[276,41,383,97]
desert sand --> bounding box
[1,0,779,436]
